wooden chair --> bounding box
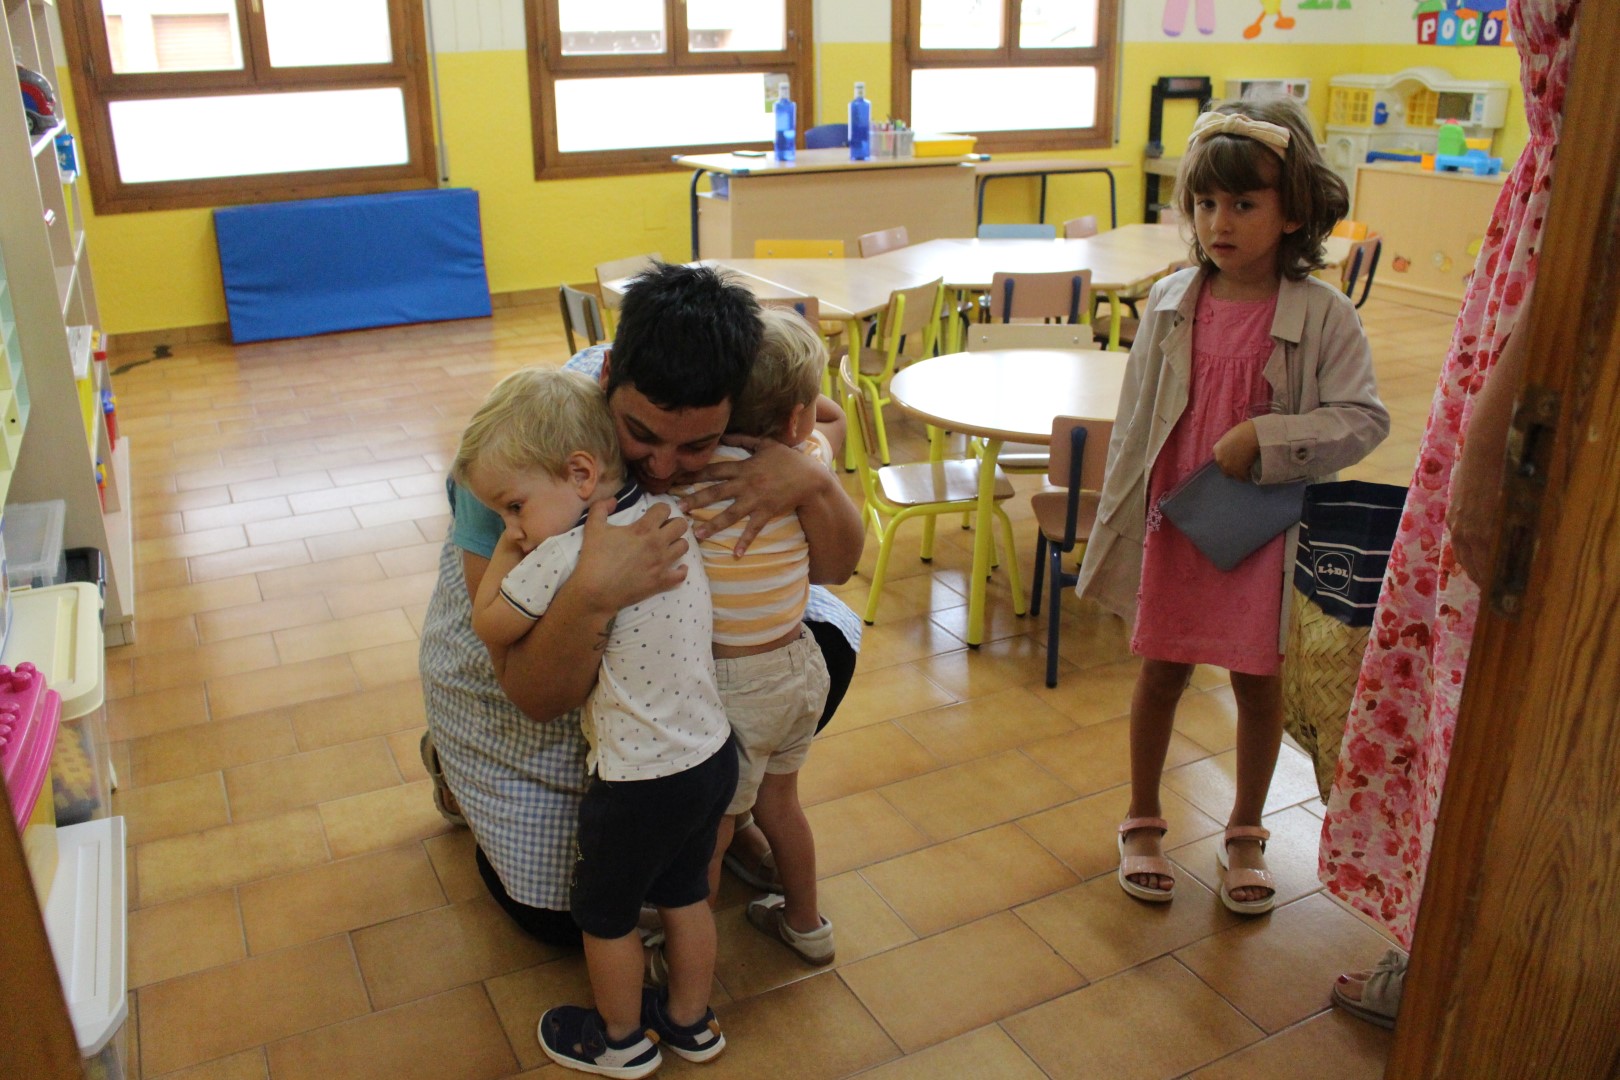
[988,269,1093,325]
[839,355,1021,626]
[1029,415,1112,687]
[558,284,606,354]
[1341,235,1382,309]
[977,223,1059,240]
[594,252,662,335]
[1063,215,1099,239]
[753,238,846,258]
[857,225,909,258]
[853,278,945,466]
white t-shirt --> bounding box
[500,488,731,782]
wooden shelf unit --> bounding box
[1,0,133,645]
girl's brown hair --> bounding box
[1174,94,1349,281]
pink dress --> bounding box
[1319,0,1580,948]
[1133,282,1284,676]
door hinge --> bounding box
[1490,383,1559,616]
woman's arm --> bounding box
[488,498,693,722]
[1448,319,1530,584]
[679,433,864,584]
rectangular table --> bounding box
[674,149,977,261]
[973,158,1133,229]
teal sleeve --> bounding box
[447,477,502,559]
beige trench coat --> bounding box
[1075,267,1391,654]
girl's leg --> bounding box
[1121,659,1195,890]
[1226,670,1284,903]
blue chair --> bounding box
[977,223,1059,240]
[805,123,849,149]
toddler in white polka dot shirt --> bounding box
[454,365,734,1076]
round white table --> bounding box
[888,349,1127,646]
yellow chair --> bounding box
[1331,220,1370,240]
[594,252,663,335]
[1029,415,1113,687]
[753,239,846,258]
[852,278,945,467]
[839,355,1023,626]
[558,284,606,354]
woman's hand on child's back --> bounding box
[682,435,814,555]
[1213,420,1262,480]
[576,498,690,610]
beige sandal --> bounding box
[1216,825,1276,915]
[1332,948,1407,1029]
[1117,817,1175,903]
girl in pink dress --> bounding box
[1323,0,1582,1027]
[1076,95,1388,915]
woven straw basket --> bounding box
[1282,588,1370,803]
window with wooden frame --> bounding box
[892,0,1119,153]
[526,0,813,181]
[58,0,438,214]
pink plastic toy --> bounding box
[0,662,62,828]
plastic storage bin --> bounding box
[4,498,68,589]
[3,584,109,826]
[0,661,62,904]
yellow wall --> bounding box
[77,39,1522,336]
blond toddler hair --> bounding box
[452,367,624,486]
[727,307,826,440]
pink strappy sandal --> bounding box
[1217,825,1277,915]
[1117,817,1175,903]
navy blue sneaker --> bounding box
[640,988,726,1063]
[538,1004,662,1078]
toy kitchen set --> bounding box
[1326,67,1513,312]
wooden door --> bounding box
[1390,3,1620,1076]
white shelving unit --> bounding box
[1,0,133,645]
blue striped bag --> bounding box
[1291,481,1407,628]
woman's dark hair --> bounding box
[607,262,762,409]
[1175,94,1350,281]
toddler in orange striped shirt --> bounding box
[678,307,838,966]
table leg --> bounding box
[842,316,863,472]
[1105,289,1123,351]
[966,437,1004,647]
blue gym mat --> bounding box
[214,188,493,343]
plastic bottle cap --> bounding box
[855,82,866,97]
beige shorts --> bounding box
[715,627,831,815]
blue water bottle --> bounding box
[774,82,796,163]
[848,81,871,161]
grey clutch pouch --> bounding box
[1158,461,1307,572]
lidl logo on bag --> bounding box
[1312,551,1354,595]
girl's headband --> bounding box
[1188,112,1291,161]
